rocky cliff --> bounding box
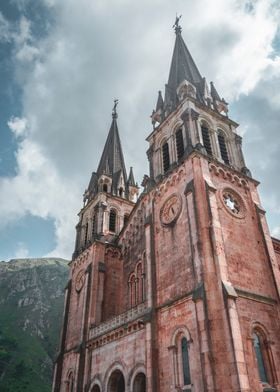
[0,258,69,392]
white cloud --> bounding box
[272,226,280,238]
[7,116,28,137]
[0,136,80,257]
[2,0,280,258]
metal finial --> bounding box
[173,14,182,34]
[112,99,119,118]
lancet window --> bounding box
[66,372,74,392]
[201,124,212,156]
[170,329,192,390]
[175,128,184,161]
[252,326,278,387]
[92,212,97,238]
[162,142,170,173]
[181,337,191,386]
[109,209,117,232]
[128,262,145,308]
[218,131,230,164]
[133,372,146,392]
[84,222,88,247]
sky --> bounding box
[0,0,280,261]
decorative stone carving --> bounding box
[220,188,246,219]
[75,269,86,292]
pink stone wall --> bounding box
[211,173,277,298]
[87,328,146,390]
[237,297,280,391]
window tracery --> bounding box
[128,262,145,308]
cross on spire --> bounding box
[112,99,119,118]
[173,14,182,34]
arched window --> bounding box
[84,222,88,247]
[170,329,193,390]
[201,124,212,156]
[119,187,124,197]
[181,337,191,386]
[67,372,74,392]
[253,332,269,383]
[129,274,136,307]
[137,263,144,303]
[108,369,125,392]
[109,209,117,232]
[162,142,170,173]
[91,385,101,392]
[218,131,230,164]
[133,372,146,392]
[103,183,108,192]
[175,128,184,161]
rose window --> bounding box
[221,189,245,218]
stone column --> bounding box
[180,109,193,154]
[235,134,252,176]
[147,144,154,180]
[223,284,250,391]
[52,280,72,392]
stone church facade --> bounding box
[52,20,280,392]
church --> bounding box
[52,18,280,392]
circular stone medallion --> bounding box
[160,194,182,226]
[75,269,86,292]
[221,188,245,219]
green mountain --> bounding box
[0,258,69,392]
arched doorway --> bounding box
[133,373,146,392]
[91,385,101,392]
[108,369,125,392]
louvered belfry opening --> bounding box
[162,142,170,173]
[201,125,212,156]
[109,209,117,232]
[176,128,184,161]
[218,132,230,164]
[92,213,96,238]
[84,222,88,247]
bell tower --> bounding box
[144,17,280,392]
[148,17,250,183]
[73,101,138,259]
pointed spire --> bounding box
[97,100,127,182]
[165,16,203,110]
[156,91,164,112]
[210,81,221,101]
[128,167,136,186]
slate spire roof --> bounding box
[150,17,228,123]
[128,167,136,186]
[97,105,127,182]
[164,20,203,108]
[85,102,129,202]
